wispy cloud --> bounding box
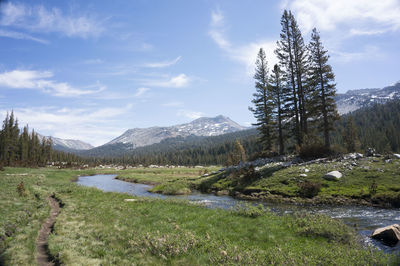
[283,0,400,35]
[0,70,104,97]
[162,101,184,107]
[0,105,133,146]
[177,109,204,120]
[0,2,105,38]
[143,73,190,88]
[134,87,150,97]
[143,56,181,68]
[330,45,383,63]
[0,29,49,44]
[208,9,277,75]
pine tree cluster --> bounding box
[250,10,339,155]
[0,111,81,167]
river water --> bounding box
[77,174,400,253]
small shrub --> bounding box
[297,181,322,198]
[298,135,333,159]
[17,181,26,197]
[292,213,356,245]
[232,203,269,218]
[369,180,378,196]
[298,143,332,159]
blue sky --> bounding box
[0,0,399,146]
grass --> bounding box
[193,157,400,207]
[0,166,396,265]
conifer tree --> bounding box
[343,116,358,152]
[275,10,301,146]
[308,28,339,148]
[290,16,309,135]
[249,48,275,152]
[269,64,290,155]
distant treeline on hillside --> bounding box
[82,129,261,166]
[332,100,400,153]
[0,111,82,167]
[83,100,400,166]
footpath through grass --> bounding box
[0,167,396,265]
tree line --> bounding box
[250,10,339,156]
[0,111,81,168]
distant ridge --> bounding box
[38,134,94,151]
[336,81,400,114]
[105,115,246,149]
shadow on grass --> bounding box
[198,165,283,193]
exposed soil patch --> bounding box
[36,194,61,266]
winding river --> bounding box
[77,174,400,253]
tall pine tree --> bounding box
[275,10,302,146]
[249,48,275,153]
[269,64,290,155]
[308,28,339,148]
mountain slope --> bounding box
[38,134,94,151]
[336,81,400,114]
[80,128,260,165]
[106,115,246,148]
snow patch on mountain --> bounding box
[38,133,94,150]
[336,81,400,115]
[106,115,246,149]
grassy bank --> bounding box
[198,156,400,207]
[116,167,219,195]
[131,156,400,207]
[0,167,395,265]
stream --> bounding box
[77,174,400,253]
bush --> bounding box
[232,203,269,218]
[17,181,26,197]
[297,181,322,198]
[298,135,334,159]
[369,180,378,196]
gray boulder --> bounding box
[371,224,400,245]
[323,171,342,181]
[365,147,376,157]
[394,154,400,159]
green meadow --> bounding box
[0,167,395,265]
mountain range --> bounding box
[49,81,400,153]
[37,134,94,152]
[336,81,400,114]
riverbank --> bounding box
[0,167,395,264]
[123,156,400,208]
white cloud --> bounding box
[208,9,277,76]
[134,87,150,97]
[330,45,382,63]
[144,73,190,88]
[144,56,181,68]
[0,29,49,44]
[177,109,204,120]
[0,70,104,97]
[283,0,400,35]
[0,2,104,38]
[0,105,133,146]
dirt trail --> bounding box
[36,195,60,266]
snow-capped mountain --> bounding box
[336,81,400,114]
[38,134,94,151]
[106,115,246,148]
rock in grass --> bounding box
[323,171,342,181]
[124,199,137,202]
[394,154,400,159]
[371,224,400,245]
